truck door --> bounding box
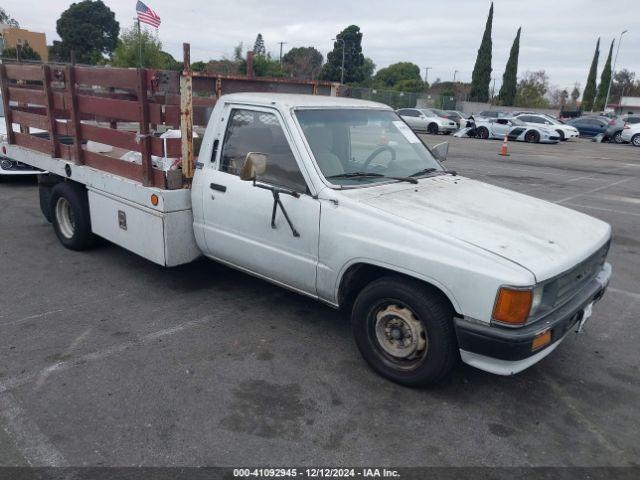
[200,106,320,296]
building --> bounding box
[0,24,48,61]
[617,97,640,115]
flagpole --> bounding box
[137,18,142,68]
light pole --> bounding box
[453,70,459,83]
[332,38,346,84]
[278,41,287,66]
[604,29,627,112]
[424,66,431,84]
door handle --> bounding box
[210,183,227,192]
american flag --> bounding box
[136,1,161,28]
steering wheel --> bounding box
[362,145,397,171]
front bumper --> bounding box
[455,262,611,375]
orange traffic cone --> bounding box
[499,135,510,156]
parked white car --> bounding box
[396,108,458,135]
[620,123,640,146]
[515,113,580,141]
[474,117,561,143]
[0,99,43,179]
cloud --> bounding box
[3,0,638,89]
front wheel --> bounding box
[427,123,439,135]
[525,130,540,143]
[632,134,640,147]
[476,126,490,139]
[351,277,457,387]
[556,129,565,141]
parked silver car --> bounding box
[396,108,458,135]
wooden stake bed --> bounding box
[0,49,336,190]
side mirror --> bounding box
[239,152,267,181]
[432,141,449,162]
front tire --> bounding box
[50,182,96,251]
[556,129,565,141]
[427,123,439,135]
[351,276,457,387]
[632,134,640,147]
[476,126,490,139]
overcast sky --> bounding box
[4,0,639,91]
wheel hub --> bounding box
[374,305,427,360]
[55,197,76,239]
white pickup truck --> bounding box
[3,92,612,387]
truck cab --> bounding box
[190,93,612,385]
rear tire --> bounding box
[632,134,640,147]
[427,123,439,135]
[525,130,540,143]
[613,131,623,144]
[50,182,96,251]
[351,276,457,387]
[38,183,53,223]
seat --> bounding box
[303,126,345,177]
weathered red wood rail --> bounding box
[0,48,336,189]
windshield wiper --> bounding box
[327,171,418,184]
[409,167,457,178]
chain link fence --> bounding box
[343,86,420,110]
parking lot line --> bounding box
[0,315,215,395]
[563,203,640,218]
[555,178,634,204]
[0,393,68,466]
[609,287,640,301]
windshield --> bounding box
[295,109,442,187]
[430,108,449,117]
[543,115,563,125]
[508,118,526,126]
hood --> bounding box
[345,176,611,282]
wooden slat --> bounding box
[7,86,45,105]
[43,65,60,158]
[77,95,140,122]
[74,66,139,90]
[66,65,83,164]
[13,132,50,154]
[137,69,153,186]
[4,64,44,82]
[59,143,73,161]
[0,64,15,144]
[11,110,49,130]
[81,124,139,152]
[164,105,180,128]
[83,150,166,188]
[148,103,163,125]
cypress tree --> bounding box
[498,27,521,106]
[469,2,494,102]
[593,39,614,111]
[253,33,266,57]
[581,38,600,112]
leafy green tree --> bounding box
[358,57,376,86]
[253,34,266,57]
[610,69,640,102]
[593,39,614,111]
[515,70,550,108]
[498,27,521,106]
[51,0,119,64]
[248,53,284,77]
[191,61,208,73]
[372,62,424,92]
[469,2,493,102]
[321,25,365,84]
[282,47,323,79]
[0,7,20,27]
[2,43,41,61]
[111,25,176,69]
[582,38,600,111]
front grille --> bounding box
[552,241,610,308]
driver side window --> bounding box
[221,109,307,192]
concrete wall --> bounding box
[458,101,560,117]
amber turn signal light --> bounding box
[492,287,533,325]
[150,194,159,206]
[531,329,551,351]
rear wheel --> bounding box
[427,123,439,135]
[50,182,96,251]
[351,276,457,387]
[525,130,540,143]
[476,126,490,139]
[632,134,640,147]
[613,130,623,144]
